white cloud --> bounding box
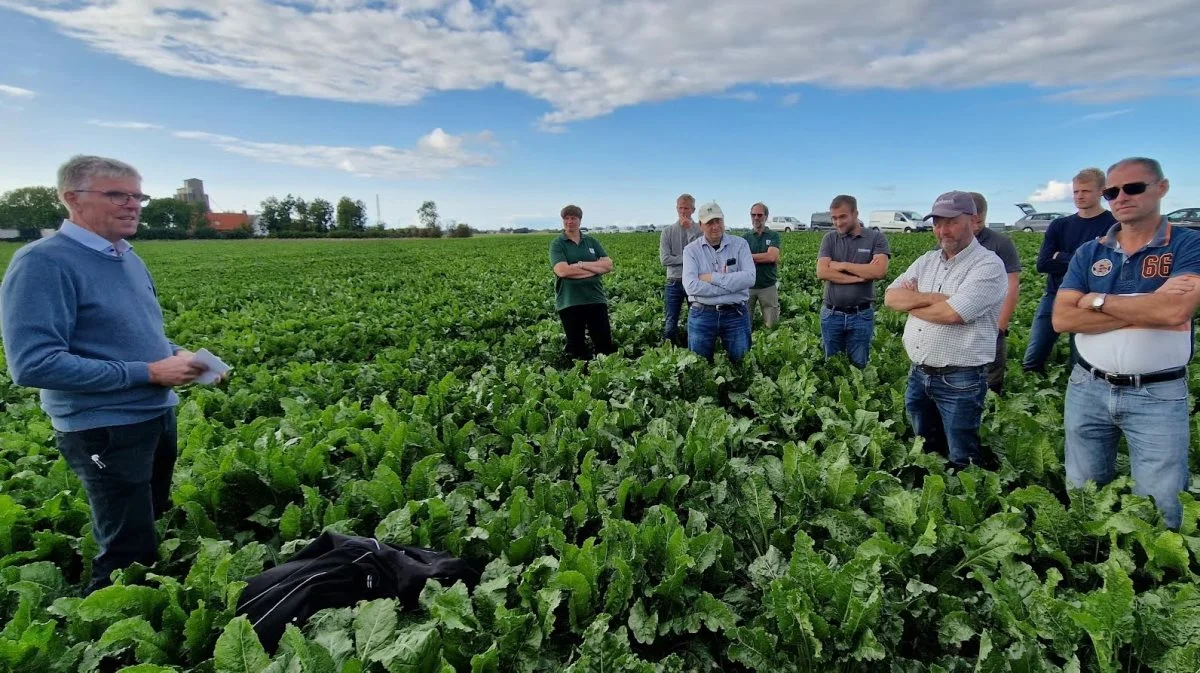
[0,84,35,98]
[87,119,164,130]
[1028,180,1071,203]
[1068,108,1133,124]
[4,0,1199,128]
[169,127,496,179]
[780,93,801,107]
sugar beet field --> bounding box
[1,233,1199,673]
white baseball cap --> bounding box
[698,202,724,224]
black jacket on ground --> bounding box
[235,531,480,652]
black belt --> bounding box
[825,302,873,314]
[691,301,745,312]
[915,364,986,376]
[1076,356,1186,387]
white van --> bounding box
[868,210,929,233]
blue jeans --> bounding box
[1022,293,1059,372]
[820,305,874,368]
[663,279,688,342]
[687,302,751,363]
[54,409,178,594]
[904,365,989,466]
[1064,364,1190,529]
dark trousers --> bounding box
[559,303,615,360]
[663,279,688,342]
[55,409,178,594]
[986,331,1008,395]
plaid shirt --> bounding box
[887,239,1008,367]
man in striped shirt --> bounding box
[885,191,1008,468]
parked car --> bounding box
[1165,207,1200,230]
[809,211,835,230]
[767,215,804,232]
[1012,203,1068,232]
[868,210,929,232]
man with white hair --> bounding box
[1,155,217,594]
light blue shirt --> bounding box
[682,233,757,305]
[57,220,132,257]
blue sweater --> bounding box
[1,233,179,431]
[1035,211,1118,294]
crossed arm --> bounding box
[553,257,613,279]
[884,281,962,324]
[1052,274,1200,334]
[751,246,780,264]
[817,254,889,284]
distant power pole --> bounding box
[376,195,381,226]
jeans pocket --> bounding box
[940,371,984,392]
[1139,379,1189,403]
[1067,364,1092,386]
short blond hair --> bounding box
[1073,167,1105,189]
[676,193,695,207]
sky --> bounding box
[0,0,1198,231]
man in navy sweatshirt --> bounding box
[1,155,214,594]
[1021,168,1117,373]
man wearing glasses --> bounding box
[1052,157,1200,530]
[1,155,218,594]
[884,191,1007,469]
[743,202,781,328]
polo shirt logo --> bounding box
[589,247,595,254]
[1091,259,1113,277]
[1142,253,1172,278]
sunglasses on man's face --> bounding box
[1102,180,1158,201]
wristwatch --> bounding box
[1090,294,1107,312]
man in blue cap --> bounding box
[884,191,1008,468]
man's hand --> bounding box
[149,353,205,387]
[900,279,917,291]
[829,261,845,272]
[1156,276,1200,295]
[699,273,713,283]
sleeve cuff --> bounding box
[127,361,152,387]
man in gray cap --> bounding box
[884,190,1008,468]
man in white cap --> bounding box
[681,201,757,362]
[884,190,1008,468]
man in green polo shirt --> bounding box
[743,202,782,327]
[549,204,616,361]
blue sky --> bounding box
[1,0,1198,230]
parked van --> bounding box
[868,210,928,232]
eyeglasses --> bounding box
[750,213,766,218]
[1102,181,1158,201]
[73,190,151,206]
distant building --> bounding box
[176,178,210,210]
[204,211,267,237]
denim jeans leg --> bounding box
[687,306,719,361]
[820,307,847,360]
[931,369,988,465]
[150,409,179,519]
[663,280,686,341]
[845,308,875,369]
[1120,379,1190,529]
[1022,294,1059,371]
[719,305,751,363]
[56,413,170,594]
[1064,365,1121,489]
[905,367,948,458]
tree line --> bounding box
[0,186,474,240]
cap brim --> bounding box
[923,207,966,221]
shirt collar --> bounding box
[838,227,864,239]
[700,234,729,250]
[58,220,132,256]
[1097,216,1170,252]
[940,237,981,263]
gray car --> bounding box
[1013,203,1068,232]
[1166,208,1200,230]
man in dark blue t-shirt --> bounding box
[1021,168,1117,372]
